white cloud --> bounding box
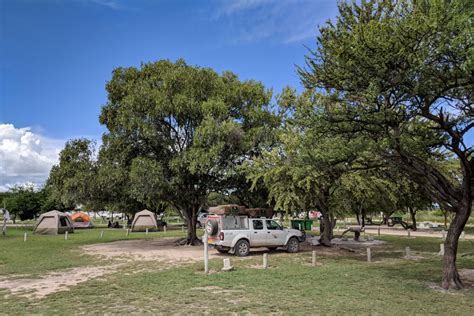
[0,124,65,192]
[214,0,338,44]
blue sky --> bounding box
[1,0,338,140]
[0,0,338,190]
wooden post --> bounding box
[263,253,268,269]
[164,225,167,233]
[377,227,380,236]
[405,246,410,257]
[23,232,27,242]
[438,243,445,256]
[442,230,446,240]
[312,250,316,267]
[126,229,130,236]
[146,228,149,236]
[100,230,104,238]
[367,248,371,262]
[204,231,209,274]
[407,230,411,238]
[65,231,68,241]
[461,231,465,240]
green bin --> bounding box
[290,219,313,231]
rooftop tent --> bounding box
[131,210,158,232]
[71,212,93,229]
[33,210,74,235]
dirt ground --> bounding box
[81,237,221,262]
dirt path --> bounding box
[0,238,220,299]
[0,265,121,299]
[81,237,220,262]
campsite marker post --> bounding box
[163,225,167,233]
[65,231,68,241]
[377,227,380,236]
[126,229,130,236]
[367,248,371,262]
[100,230,104,238]
[405,246,411,257]
[263,253,268,269]
[146,228,148,236]
[442,230,446,240]
[312,251,316,267]
[407,230,410,238]
[23,232,27,242]
[203,231,209,274]
[438,244,445,256]
[461,231,465,240]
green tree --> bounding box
[245,90,366,246]
[47,139,98,209]
[299,0,473,289]
[334,170,399,227]
[100,59,279,244]
[3,185,43,221]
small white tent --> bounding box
[33,210,74,235]
[131,210,158,232]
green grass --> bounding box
[0,228,186,275]
[0,230,473,314]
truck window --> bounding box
[253,220,263,230]
[266,220,282,230]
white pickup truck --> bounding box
[205,215,306,256]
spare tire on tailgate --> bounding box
[206,220,218,235]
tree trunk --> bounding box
[409,206,417,231]
[361,209,366,228]
[319,212,333,246]
[355,212,361,225]
[443,211,448,229]
[442,200,471,289]
[184,205,201,245]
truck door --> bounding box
[265,219,287,246]
[250,219,267,246]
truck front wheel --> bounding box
[234,239,250,257]
[287,237,299,253]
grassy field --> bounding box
[1,229,473,314]
[0,228,186,275]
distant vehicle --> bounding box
[206,214,305,256]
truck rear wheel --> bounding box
[234,239,250,257]
[287,237,299,253]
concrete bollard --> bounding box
[405,246,411,257]
[203,231,209,274]
[222,258,234,271]
[312,250,316,267]
[377,227,381,236]
[23,232,27,242]
[367,248,371,262]
[263,253,268,269]
[146,228,149,236]
[100,230,104,238]
[438,244,445,256]
[65,231,68,241]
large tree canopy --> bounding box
[99,59,280,244]
[299,0,473,289]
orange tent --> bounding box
[71,212,91,222]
